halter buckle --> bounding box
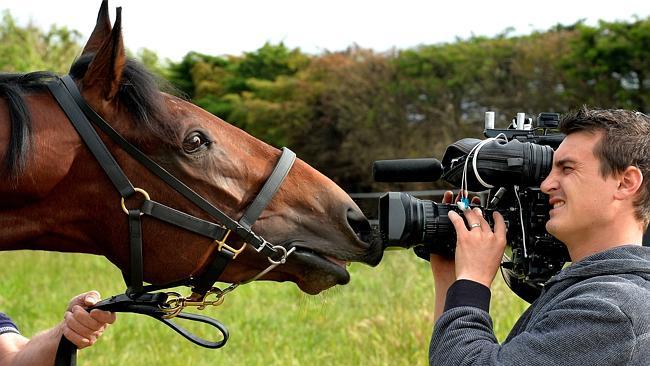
[215,229,246,259]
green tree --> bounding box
[237,42,309,81]
[167,43,312,148]
[136,48,169,79]
[562,18,650,112]
[0,10,82,73]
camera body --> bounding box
[374,112,570,303]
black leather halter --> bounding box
[47,75,297,364]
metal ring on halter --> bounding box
[267,245,291,265]
[469,223,481,229]
[240,247,296,285]
[120,188,151,215]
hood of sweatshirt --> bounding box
[545,245,650,286]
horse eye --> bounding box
[183,132,211,154]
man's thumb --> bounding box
[68,291,101,310]
[83,291,101,306]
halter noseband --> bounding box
[47,75,296,351]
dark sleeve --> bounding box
[0,312,19,335]
[443,279,491,312]
[429,287,635,366]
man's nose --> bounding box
[540,171,556,194]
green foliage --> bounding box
[3,11,650,190]
[135,48,169,79]
[0,10,82,73]
[561,18,650,111]
[166,43,312,147]
[162,19,650,190]
[237,42,310,81]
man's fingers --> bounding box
[61,291,114,350]
[62,324,93,349]
[90,309,116,325]
[493,211,507,243]
[64,311,98,341]
[71,306,105,331]
[442,191,453,204]
[83,291,101,307]
[447,211,467,233]
[461,206,481,230]
[67,290,101,311]
[472,207,490,232]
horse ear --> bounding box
[81,0,112,56]
[82,6,125,101]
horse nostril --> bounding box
[346,208,371,242]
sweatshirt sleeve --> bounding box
[429,281,635,366]
[0,312,19,336]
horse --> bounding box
[0,0,382,311]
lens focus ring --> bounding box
[421,200,435,243]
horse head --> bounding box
[0,1,382,295]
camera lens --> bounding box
[378,192,455,255]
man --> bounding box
[0,291,115,366]
[429,108,650,365]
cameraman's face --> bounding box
[540,131,620,247]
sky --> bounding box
[1,1,649,62]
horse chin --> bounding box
[290,250,351,295]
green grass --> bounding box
[0,250,529,365]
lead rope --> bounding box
[55,246,296,366]
[162,246,296,318]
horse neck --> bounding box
[0,92,109,256]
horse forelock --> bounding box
[70,53,181,146]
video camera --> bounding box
[373,112,570,303]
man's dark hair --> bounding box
[560,107,650,225]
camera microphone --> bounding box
[373,158,443,182]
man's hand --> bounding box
[62,291,116,349]
[430,191,481,322]
[448,206,507,288]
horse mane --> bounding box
[0,71,52,179]
[0,54,180,179]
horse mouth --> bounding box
[271,229,383,295]
[284,244,351,294]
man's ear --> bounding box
[615,166,643,200]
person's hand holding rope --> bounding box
[62,291,116,349]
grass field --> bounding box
[0,249,529,365]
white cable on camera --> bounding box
[460,133,508,200]
[513,185,528,258]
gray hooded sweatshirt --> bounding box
[429,245,650,365]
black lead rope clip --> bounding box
[54,292,229,366]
